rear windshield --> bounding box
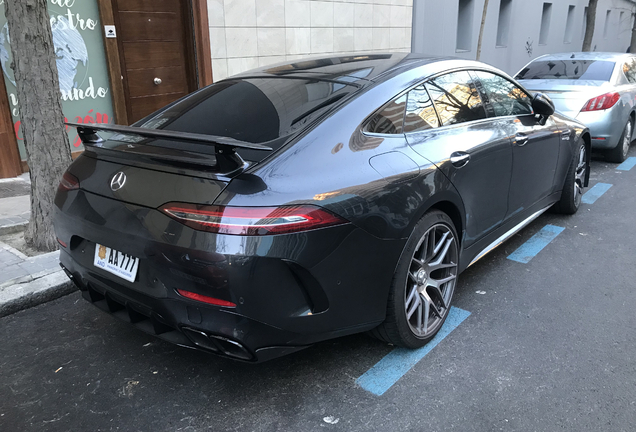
[134,77,356,162]
[515,60,615,81]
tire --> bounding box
[607,118,633,163]
[370,210,459,348]
[553,140,586,215]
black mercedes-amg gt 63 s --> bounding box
[55,53,590,362]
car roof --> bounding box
[531,52,634,62]
[229,52,456,87]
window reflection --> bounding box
[515,60,615,81]
[366,94,406,134]
[473,71,532,117]
[405,85,439,133]
[136,77,357,162]
[425,71,487,126]
[623,59,636,83]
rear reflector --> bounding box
[57,238,68,248]
[581,92,620,112]
[177,289,236,307]
[58,171,79,191]
[160,203,347,236]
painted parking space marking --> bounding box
[616,157,636,171]
[507,224,565,264]
[356,307,471,396]
[581,182,612,204]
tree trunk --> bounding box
[582,0,599,52]
[4,0,71,251]
[476,0,490,61]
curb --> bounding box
[0,221,27,236]
[0,270,77,318]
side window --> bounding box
[424,71,488,126]
[473,71,533,117]
[366,94,406,134]
[623,59,636,84]
[404,85,440,133]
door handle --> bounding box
[450,152,470,168]
[515,134,529,146]
[154,77,162,85]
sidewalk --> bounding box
[0,175,75,318]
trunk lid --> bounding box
[518,79,612,117]
[70,140,234,208]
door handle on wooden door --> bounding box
[450,152,470,168]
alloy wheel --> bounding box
[404,223,458,338]
[622,121,633,158]
[574,144,586,207]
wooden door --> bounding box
[113,0,197,124]
[0,70,22,178]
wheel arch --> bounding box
[581,130,592,187]
[429,200,464,246]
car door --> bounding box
[472,70,561,222]
[405,70,513,247]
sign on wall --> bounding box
[0,0,114,158]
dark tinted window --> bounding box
[425,71,488,126]
[136,78,356,161]
[622,58,636,83]
[366,94,406,134]
[515,60,615,81]
[473,71,533,117]
[404,85,439,133]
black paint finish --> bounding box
[54,53,590,362]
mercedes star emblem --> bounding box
[110,172,127,191]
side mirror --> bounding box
[532,92,555,117]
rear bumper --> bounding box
[576,106,627,150]
[54,189,403,362]
[60,254,308,362]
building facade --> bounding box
[207,0,414,81]
[0,0,635,179]
[412,0,636,76]
[0,0,414,178]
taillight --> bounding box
[177,289,236,307]
[160,203,347,236]
[58,171,79,191]
[581,92,620,112]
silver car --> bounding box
[516,52,636,162]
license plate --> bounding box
[93,243,139,283]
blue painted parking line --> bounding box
[581,182,612,204]
[507,224,565,264]
[356,307,471,396]
[616,157,636,171]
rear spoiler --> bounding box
[66,122,273,173]
[65,122,273,151]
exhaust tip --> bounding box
[182,327,253,360]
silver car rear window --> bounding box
[515,60,615,81]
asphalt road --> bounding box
[2,148,636,432]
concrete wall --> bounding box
[206,0,414,81]
[412,0,636,76]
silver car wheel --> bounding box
[622,120,633,158]
[574,144,586,207]
[405,223,458,338]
